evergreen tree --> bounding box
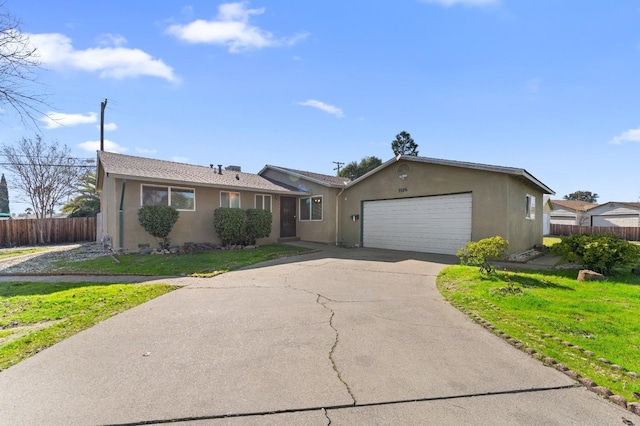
[391,131,419,156]
[0,173,9,214]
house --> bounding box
[549,200,598,226]
[97,151,554,255]
[96,151,299,252]
[586,202,640,227]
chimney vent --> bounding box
[218,164,222,175]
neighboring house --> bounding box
[549,200,597,226]
[97,151,554,255]
[586,202,640,227]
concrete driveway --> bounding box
[0,243,631,425]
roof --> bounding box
[259,165,350,188]
[97,151,297,194]
[588,201,640,211]
[550,200,598,212]
[348,155,556,195]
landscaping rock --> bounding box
[627,372,639,378]
[628,402,640,415]
[563,370,580,380]
[577,270,605,282]
[579,378,597,388]
[593,386,613,397]
[609,395,627,409]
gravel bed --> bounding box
[0,243,110,274]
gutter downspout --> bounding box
[335,187,345,246]
[119,179,127,252]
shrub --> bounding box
[214,208,246,246]
[456,236,509,274]
[245,209,272,245]
[138,205,179,249]
[551,233,639,275]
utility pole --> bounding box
[333,161,344,174]
[100,98,108,151]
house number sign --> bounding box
[398,188,408,193]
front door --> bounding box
[280,196,296,238]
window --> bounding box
[255,194,272,212]
[221,191,240,208]
[300,196,323,221]
[526,194,536,219]
[141,185,195,211]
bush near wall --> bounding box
[213,208,273,247]
[245,209,272,245]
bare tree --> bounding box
[0,2,47,127]
[1,136,83,243]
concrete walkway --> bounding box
[0,243,632,425]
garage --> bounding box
[591,215,639,227]
[362,193,472,255]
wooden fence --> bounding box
[0,217,97,247]
[550,224,640,241]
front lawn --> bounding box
[437,266,640,403]
[53,244,310,276]
[0,281,176,370]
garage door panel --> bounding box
[362,194,472,255]
[591,215,639,227]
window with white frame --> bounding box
[141,185,195,210]
[526,194,536,219]
[255,194,272,212]
[221,191,240,208]
[300,196,323,221]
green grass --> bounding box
[0,281,176,370]
[543,236,562,247]
[52,244,310,276]
[437,265,640,402]
[0,247,50,260]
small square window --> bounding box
[221,191,240,208]
[255,194,272,212]
[300,196,322,221]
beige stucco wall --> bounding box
[337,161,545,254]
[101,176,282,252]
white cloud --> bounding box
[103,122,118,131]
[166,2,307,52]
[40,111,97,129]
[420,0,498,6]
[78,139,128,153]
[609,127,640,144]
[29,33,179,82]
[298,99,344,118]
[171,156,189,163]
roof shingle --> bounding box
[98,151,297,194]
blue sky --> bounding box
[1,0,639,213]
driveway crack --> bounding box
[317,294,357,405]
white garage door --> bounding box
[591,215,639,227]
[362,193,472,255]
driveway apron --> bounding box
[0,245,630,425]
